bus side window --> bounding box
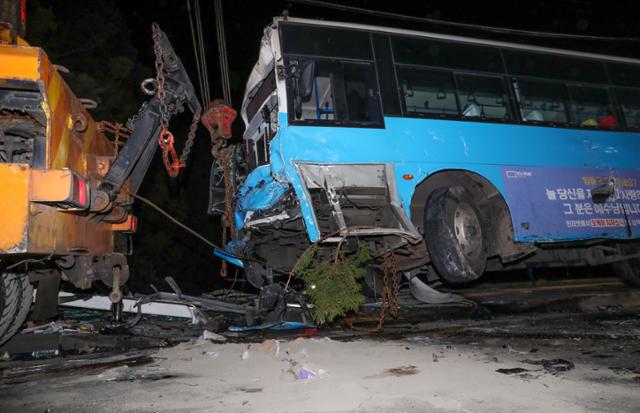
[614,88,640,129]
[514,79,570,124]
[289,59,383,125]
[397,67,459,117]
[568,85,617,128]
[455,74,511,120]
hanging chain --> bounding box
[97,121,130,156]
[375,252,399,331]
[218,145,237,278]
[152,23,201,177]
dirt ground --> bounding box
[2,319,640,412]
[1,278,639,413]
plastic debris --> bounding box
[200,330,227,342]
[296,367,316,380]
[228,321,315,332]
[241,347,250,360]
[256,339,280,357]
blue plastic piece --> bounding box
[213,247,245,268]
[228,321,316,332]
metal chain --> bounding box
[151,23,201,176]
[179,111,202,165]
[152,23,169,135]
[389,252,399,318]
[377,254,389,330]
[374,252,399,331]
[218,145,236,279]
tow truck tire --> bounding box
[0,272,34,346]
[424,186,487,285]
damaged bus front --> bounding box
[217,17,640,300]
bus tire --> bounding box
[424,186,487,285]
[611,244,640,287]
[0,272,34,346]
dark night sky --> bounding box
[23,0,640,294]
[120,0,640,105]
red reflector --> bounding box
[402,174,414,180]
[20,0,27,27]
[130,215,138,233]
[73,175,88,207]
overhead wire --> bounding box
[287,0,640,42]
[194,0,211,106]
[214,0,232,104]
[185,0,207,105]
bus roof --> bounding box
[275,16,640,66]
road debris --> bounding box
[296,366,316,380]
[385,365,419,376]
[98,365,175,382]
[521,358,575,373]
[256,339,280,356]
[200,330,227,342]
[496,367,530,375]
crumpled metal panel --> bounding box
[234,165,290,229]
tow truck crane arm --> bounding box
[91,24,202,212]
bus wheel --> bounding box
[424,186,487,285]
[611,244,640,287]
[0,272,34,346]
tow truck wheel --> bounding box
[611,244,640,287]
[424,186,487,285]
[0,272,34,346]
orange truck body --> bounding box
[0,43,132,258]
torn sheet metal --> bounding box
[58,291,200,322]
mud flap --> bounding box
[404,273,466,304]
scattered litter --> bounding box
[237,387,262,393]
[296,367,316,380]
[78,323,95,333]
[1,350,155,379]
[256,339,280,357]
[200,330,227,342]
[496,367,530,375]
[22,322,66,335]
[385,365,419,376]
[503,345,529,355]
[30,349,61,360]
[99,365,174,382]
[241,347,250,360]
[432,353,439,362]
[205,352,219,359]
[521,358,575,373]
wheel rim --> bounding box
[453,202,482,258]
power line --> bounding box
[287,0,640,42]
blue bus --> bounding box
[218,17,640,296]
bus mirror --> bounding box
[298,61,316,101]
[292,60,315,119]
